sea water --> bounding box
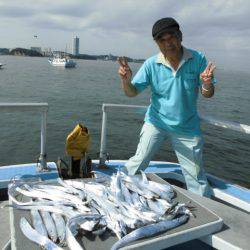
[0,55,249,188]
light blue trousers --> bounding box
[124,122,212,197]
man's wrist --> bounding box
[122,79,131,85]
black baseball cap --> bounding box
[152,17,180,40]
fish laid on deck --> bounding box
[5,171,193,250]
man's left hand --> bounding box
[200,62,216,84]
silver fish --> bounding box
[40,211,58,243]
[147,199,166,216]
[91,170,112,183]
[80,220,99,232]
[9,203,78,219]
[130,191,144,210]
[28,186,90,213]
[66,216,83,250]
[120,182,133,205]
[92,217,107,235]
[57,178,86,200]
[122,180,156,200]
[20,217,63,250]
[111,214,189,250]
[112,170,124,202]
[51,213,66,245]
[30,209,48,237]
[66,214,102,249]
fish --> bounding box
[51,213,66,245]
[8,183,34,206]
[92,218,107,235]
[66,216,84,250]
[9,170,193,250]
[40,210,58,242]
[120,181,133,205]
[30,209,48,237]
[66,214,103,249]
[138,195,148,209]
[19,184,90,213]
[110,170,124,203]
[57,178,86,200]
[91,170,112,183]
[20,217,63,250]
[9,203,78,219]
[80,218,100,231]
[111,214,189,250]
[122,178,157,199]
[147,199,166,216]
[130,191,143,210]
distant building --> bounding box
[43,47,53,57]
[72,36,79,55]
[30,47,42,53]
[104,54,116,61]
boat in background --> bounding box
[0,102,249,250]
[0,63,5,69]
[48,56,76,68]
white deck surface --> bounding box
[0,201,10,249]
[173,185,250,250]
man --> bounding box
[117,17,216,197]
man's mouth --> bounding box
[165,45,175,50]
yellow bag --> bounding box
[65,124,90,160]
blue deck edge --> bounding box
[0,162,59,189]
[0,160,249,204]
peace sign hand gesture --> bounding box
[117,57,132,82]
[200,62,216,85]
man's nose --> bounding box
[163,40,172,46]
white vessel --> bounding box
[48,57,76,68]
[0,102,249,250]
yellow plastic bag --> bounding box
[65,124,90,160]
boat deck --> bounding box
[9,174,223,250]
[0,201,10,249]
[0,162,249,249]
[0,199,211,250]
[1,182,249,250]
[172,184,250,249]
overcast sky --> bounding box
[0,0,250,69]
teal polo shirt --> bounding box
[132,47,216,136]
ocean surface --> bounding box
[0,55,249,188]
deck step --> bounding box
[173,185,250,250]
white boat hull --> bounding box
[48,58,76,68]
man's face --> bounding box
[155,32,182,55]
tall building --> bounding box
[43,47,53,57]
[72,36,79,55]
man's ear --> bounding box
[175,30,182,41]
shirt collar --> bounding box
[156,46,193,66]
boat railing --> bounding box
[99,103,250,164]
[0,103,48,172]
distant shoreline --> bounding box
[0,48,145,63]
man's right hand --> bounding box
[117,57,132,82]
[117,57,137,97]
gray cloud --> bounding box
[0,0,249,68]
[0,5,35,18]
[47,3,94,18]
